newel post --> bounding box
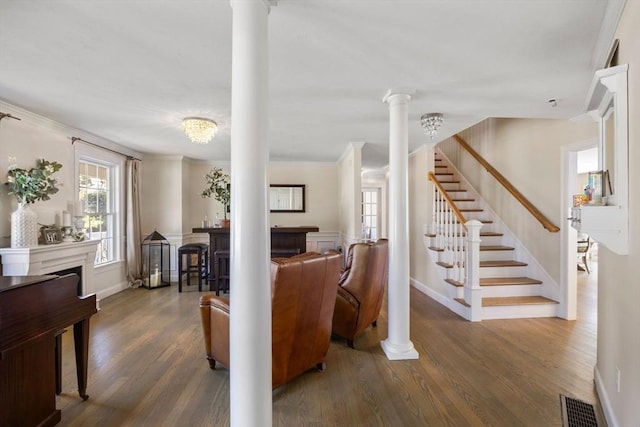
[464,220,482,322]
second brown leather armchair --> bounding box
[199,251,342,389]
[332,239,388,348]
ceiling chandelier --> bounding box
[182,117,218,144]
[420,113,444,138]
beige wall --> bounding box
[441,118,597,285]
[140,155,185,236]
[181,161,339,233]
[187,161,230,229]
[596,2,640,425]
[0,101,135,299]
[338,144,362,244]
[269,163,339,231]
[408,145,430,287]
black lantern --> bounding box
[141,230,170,289]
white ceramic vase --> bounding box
[11,203,38,248]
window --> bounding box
[77,154,121,265]
[361,188,380,240]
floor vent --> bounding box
[560,394,598,427]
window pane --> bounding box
[79,159,116,266]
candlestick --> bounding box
[62,211,72,227]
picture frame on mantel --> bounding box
[40,227,62,245]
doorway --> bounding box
[561,141,598,320]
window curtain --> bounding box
[126,158,144,288]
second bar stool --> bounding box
[178,243,209,292]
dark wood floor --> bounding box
[56,265,602,426]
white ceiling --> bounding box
[0,1,623,169]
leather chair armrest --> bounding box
[199,294,230,363]
[336,286,358,309]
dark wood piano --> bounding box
[0,274,97,427]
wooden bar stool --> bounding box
[213,249,230,296]
[178,243,209,292]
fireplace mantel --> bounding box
[0,240,99,296]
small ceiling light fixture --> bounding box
[182,117,218,144]
[420,113,444,138]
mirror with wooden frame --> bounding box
[269,185,305,213]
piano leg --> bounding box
[54,330,65,395]
[73,319,91,401]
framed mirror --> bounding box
[270,184,305,212]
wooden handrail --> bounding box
[428,172,468,229]
[453,134,559,233]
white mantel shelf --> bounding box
[0,240,99,296]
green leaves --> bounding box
[5,158,63,205]
[201,167,230,218]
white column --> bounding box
[229,1,273,426]
[381,90,419,360]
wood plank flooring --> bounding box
[55,265,602,426]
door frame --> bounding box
[559,138,598,320]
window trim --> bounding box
[74,143,125,267]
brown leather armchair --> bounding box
[199,251,342,389]
[332,239,388,348]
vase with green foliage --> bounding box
[5,157,62,247]
[201,167,230,225]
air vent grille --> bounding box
[560,394,598,427]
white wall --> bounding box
[595,3,640,426]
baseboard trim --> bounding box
[410,277,449,307]
[594,364,620,427]
[96,280,129,303]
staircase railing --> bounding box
[428,172,483,320]
[453,134,560,233]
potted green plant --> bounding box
[201,167,231,227]
[5,157,63,247]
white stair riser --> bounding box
[479,266,528,277]
[430,234,503,248]
[481,284,542,298]
[439,182,463,191]
[480,250,515,262]
[482,304,558,320]
[447,286,464,299]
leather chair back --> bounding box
[332,239,388,347]
[200,251,342,389]
[271,252,341,388]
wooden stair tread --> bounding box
[455,296,558,308]
[436,261,453,269]
[480,231,503,236]
[480,277,543,286]
[445,279,464,287]
[445,189,467,193]
[480,260,527,267]
[435,172,453,176]
[454,297,470,307]
[460,208,483,212]
[455,219,493,224]
[482,296,558,306]
[452,198,475,202]
[480,245,514,251]
[428,245,513,252]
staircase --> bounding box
[424,153,559,321]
